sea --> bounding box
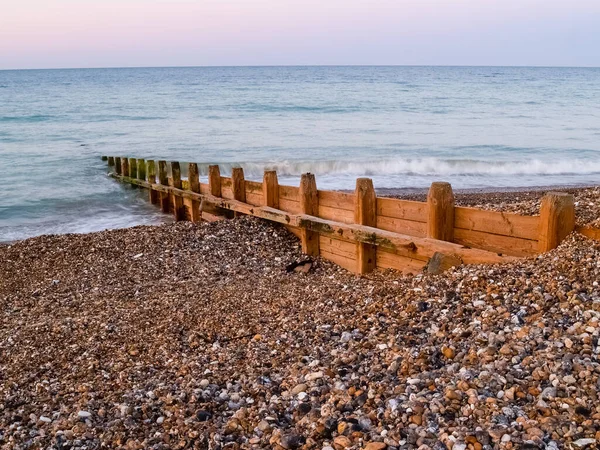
[1,66,600,242]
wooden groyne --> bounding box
[103,156,581,274]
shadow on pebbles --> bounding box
[1,217,600,450]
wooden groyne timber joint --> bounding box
[102,156,581,275]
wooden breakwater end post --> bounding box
[427,181,454,242]
[147,160,159,205]
[107,156,115,167]
[103,156,588,275]
[158,160,170,213]
[101,155,108,161]
[538,192,575,252]
[355,178,377,274]
[171,161,185,221]
[299,173,319,256]
[188,163,201,222]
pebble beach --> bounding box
[2,189,600,450]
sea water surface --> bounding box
[1,66,600,241]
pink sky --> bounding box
[1,0,599,69]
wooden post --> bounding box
[355,178,377,274]
[171,161,185,221]
[158,160,170,213]
[115,157,122,175]
[538,192,575,252]
[107,156,115,166]
[121,157,130,178]
[129,158,137,180]
[147,160,159,205]
[232,167,246,217]
[137,158,146,181]
[101,155,108,161]
[188,163,201,222]
[209,165,222,197]
[299,173,319,256]
[427,182,454,242]
[263,170,279,208]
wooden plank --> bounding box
[318,205,355,224]
[355,178,377,274]
[183,198,193,221]
[147,160,159,205]
[454,207,540,241]
[209,165,221,197]
[158,160,170,213]
[137,158,146,181]
[107,156,115,166]
[121,157,130,177]
[245,180,263,193]
[129,158,138,180]
[319,249,357,273]
[318,190,354,211]
[232,168,246,202]
[200,183,209,195]
[454,228,538,257]
[577,225,600,240]
[319,235,356,259]
[427,182,454,241]
[538,192,575,252]
[377,197,427,222]
[299,173,319,256]
[188,163,201,222]
[285,225,302,239]
[171,161,185,221]
[263,171,279,208]
[279,198,301,214]
[279,184,300,201]
[246,191,263,206]
[377,216,427,238]
[220,177,234,199]
[376,249,427,274]
[114,157,122,175]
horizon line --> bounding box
[2,63,600,72]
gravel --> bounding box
[1,213,600,449]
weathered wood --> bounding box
[426,252,462,275]
[158,160,170,213]
[538,192,575,252]
[318,205,355,224]
[279,185,299,202]
[129,158,137,180]
[263,170,279,208]
[427,182,454,241]
[107,156,115,166]
[299,173,319,256]
[101,155,108,161]
[115,157,122,175]
[376,216,427,238]
[355,178,377,274]
[377,197,427,222]
[110,173,518,268]
[171,161,185,221]
[232,168,246,218]
[576,225,600,241]
[454,228,538,257]
[147,160,159,205]
[137,158,146,181]
[377,249,427,274]
[318,190,355,211]
[188,163,201,222]
[121,157,130,177]
[454,207,540,241]
[209,165,221,197]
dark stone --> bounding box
[196,410,212,422]
[280,434,305,449]
[575,406,591,417]
[297,403,311,415]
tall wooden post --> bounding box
[427,182,454,242]
[299,173,319,256]
[107,156,115,167]
[147,160,159,205]
[158,160,170,213]
[129,158,138,180]
[263,170,279,208]
[355,178,377,274]
[171,161,185,221]
[208,165,222,197]
[538,192,575,252]
[188,163,201,222]
[232,168,246,217]
[137,158,146,181]
[115,157,122,175]
[121,157,130,178]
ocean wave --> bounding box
[193,158,600,178]
[0,115,55,123]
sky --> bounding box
[1,0,599,69]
